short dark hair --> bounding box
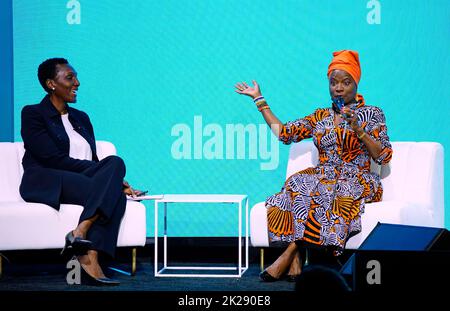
[37,58,68,93]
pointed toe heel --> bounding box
[95,277,120,286]
[259,270,280,282]
[61,231,93,256]
[80,263,120,286]
[286,274,300,282]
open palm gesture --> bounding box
[235,80,261,99]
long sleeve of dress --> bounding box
[365,107,393,165]
[279,109,326,145]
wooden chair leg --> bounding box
[260,248,264,272]
[107,248,137,276]
[131,247,137,276]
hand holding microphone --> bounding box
[341,106,360,132]
[332,96,363,136]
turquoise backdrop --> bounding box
[12,0,450,236]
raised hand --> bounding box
[235,80,262,99]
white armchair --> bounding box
[0,141,147,276]
[250,141,444,268]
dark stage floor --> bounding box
[0,249,354,308]
[0,260,298,292]
[2,245,446,307]
[0,241,347,292]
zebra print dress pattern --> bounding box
[266,94,393,254]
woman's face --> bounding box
[329,69,357,104]
[47,64,80,103]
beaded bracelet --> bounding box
[256,100,267,108]
[258,105,270,112]
[254,97,265,106]
[253,96,264,103]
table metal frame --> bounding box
[153,194,248,278]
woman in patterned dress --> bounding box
[235,50,393,282]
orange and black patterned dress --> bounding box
[266,94,393,254]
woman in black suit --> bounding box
[20,58,140,286]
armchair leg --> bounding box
[260,248,264,272]
[131,247,136,276]
[107,248,137,276]
[304,248,310,267]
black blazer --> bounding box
[20,95,99,210]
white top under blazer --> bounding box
[61,113,93,161]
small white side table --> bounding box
[153,194,249,277]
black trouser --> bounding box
[59,155,127,258]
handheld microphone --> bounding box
[332,96,348,147]
[332,96,345,112]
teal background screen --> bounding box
[12,0,450,236]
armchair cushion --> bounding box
[0,141,146,251]
[250,141,444,249]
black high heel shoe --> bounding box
[259,270,281,282]
[79,261,120,286]
[285,274,301,282]
[61,231,93,256]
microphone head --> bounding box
[332,96,345,112]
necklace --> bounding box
[60,105,68,115]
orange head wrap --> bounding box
[327,50,361,85]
